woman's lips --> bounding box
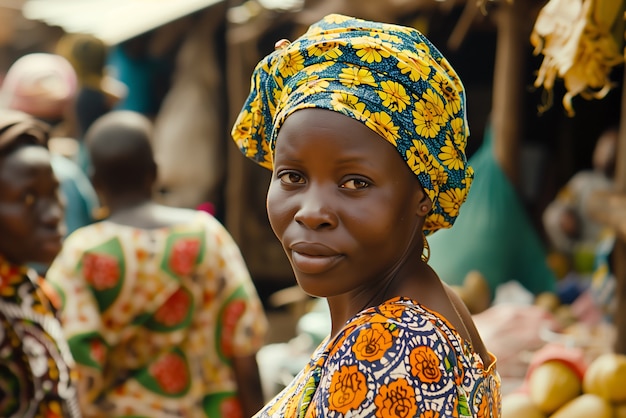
[290,242,343,274]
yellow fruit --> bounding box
[549,393,612,418]
[461,270,491,314]
[528,360,581,414]
[501,393,546,418]
[583,353,626,402]
[534,291,561,313]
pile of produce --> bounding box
[503,351,626,417]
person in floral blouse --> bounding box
[231,14,501,418]
[44,110,268,417]
[0,109,81,417]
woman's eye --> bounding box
[279,172,305,184]
[342,179,370,190]
[23,192,36,207]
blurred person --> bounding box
[44,110,268,417]
[0,52,100,240]
[0,109,80,417]
[56,33,127,176]
[542,127,618,273]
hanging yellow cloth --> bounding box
[531,0,624,116]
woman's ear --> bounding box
[417,194,432,217]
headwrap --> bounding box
[0,53,77,121]
[0,109,50,152]
[231,14,474,235]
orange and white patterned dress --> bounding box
[44,211,268,417]
[255,297,500,418]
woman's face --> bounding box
[0,145,63,265]
[268,108,428,299]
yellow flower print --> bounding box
[420,410,441,418]
[277,49,305,78]
[275,85,293,110]
[405,141,429,175]
[328,364,368,414]
[331,92,367,115]
[424,213,450,231]
[244,138,260,158]
[415,40,430,55]
[233,109,253,140]
[429,159,449,186]
[309,41,344,59]
[373,378,417,418]
[382,23,413,36]
[405,150,427,175]
[409,346,442,384]
[439,137,465,170]
[412,88,449,139]
[431,72,461,116]
[303,61,335,75]
[397,53,431,82]
[339,66,377,88]
[365,112,400,146]
[324,14,352,24]
[353,323,395,362]
[298,77,330,95]
[439,187,468,218]
[376,80,411,112]
[372,31,401,44]
[450,117,466,140]
[353,37,392,63]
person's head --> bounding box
[0,110,63,265]
[0,53,77,124]
[232,15,473,296]
[85,110,156,200]
[593,127,618,178]
[56,33,107,86]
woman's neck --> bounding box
[104,192,153,215]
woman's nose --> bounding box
[40,195,64,227]
[293,186,338,230]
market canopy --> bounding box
[22,0,224,45]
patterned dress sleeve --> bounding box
[310,305,471,418]
[203,215,268,358]
[43,229,111,417]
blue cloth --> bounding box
[51,154,99,236]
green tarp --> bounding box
[428,127,557,298]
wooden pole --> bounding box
[490,0,526,186]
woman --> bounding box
[0,110,80,417]
[44,111,268,417]
[232,14,501,417]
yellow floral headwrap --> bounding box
[232,14,474,235]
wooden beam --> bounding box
[490,0,526,186]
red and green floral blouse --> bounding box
[255,297,501,418]
[44,211,268,417]
[0,256,81,417]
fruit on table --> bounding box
[534,291,561,313]
[583,352,626,403]
[456,270,491,314]
[528,360,581,414]
[549,393,612,418]
[501,392,546,418]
